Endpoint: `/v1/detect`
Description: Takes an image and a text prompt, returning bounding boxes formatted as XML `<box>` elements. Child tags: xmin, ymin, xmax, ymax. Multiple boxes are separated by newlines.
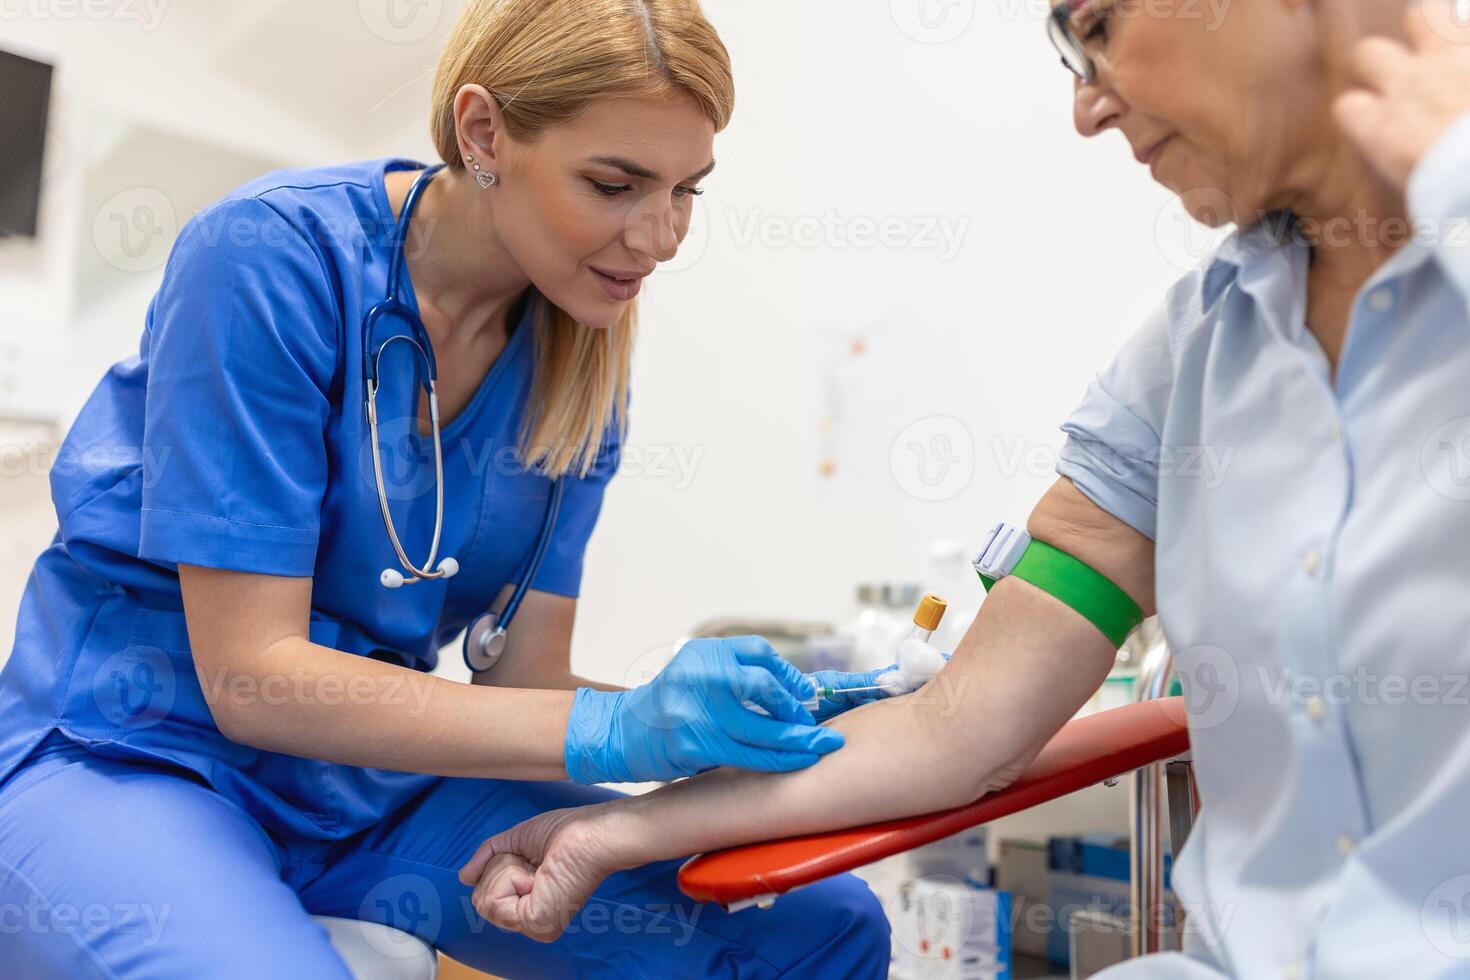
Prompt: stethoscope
<box><xmin>362</xmin><ymin>161</ymin><xmax>565</xmax><ymax>673</ymax></box>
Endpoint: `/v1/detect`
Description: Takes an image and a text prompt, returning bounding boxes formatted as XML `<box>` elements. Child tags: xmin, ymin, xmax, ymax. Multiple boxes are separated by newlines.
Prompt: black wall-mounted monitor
<box><xmin>0</xmin><ymin>48</ymin><xmax>55</xmax><ymax>239</ymax></box>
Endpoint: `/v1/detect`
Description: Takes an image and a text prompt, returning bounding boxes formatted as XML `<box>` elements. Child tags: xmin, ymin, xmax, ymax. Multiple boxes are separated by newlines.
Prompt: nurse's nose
<box><xmin>625</xmin><ymin>195</ymin><xmax>681</xmax><ymax>264</ymax></box>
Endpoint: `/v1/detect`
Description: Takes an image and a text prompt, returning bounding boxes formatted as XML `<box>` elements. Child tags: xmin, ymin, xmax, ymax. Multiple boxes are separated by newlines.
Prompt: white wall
<box><xmin>561</xmin><ymin>0</ymin><xmax>1194</xmax><ymax>685</ymax></box>
<box><xmin>0</xmin><ymin>1</ymin><xmax>1204</xmax><ymax>700</ymax></box>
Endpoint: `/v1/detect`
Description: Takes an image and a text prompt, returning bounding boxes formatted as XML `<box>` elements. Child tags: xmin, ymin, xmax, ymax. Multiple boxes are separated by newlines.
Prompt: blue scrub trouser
<box><xmin>0</xmin><ymin>732</ymin><xmax>890</xmax><ymax>979</ymax></box>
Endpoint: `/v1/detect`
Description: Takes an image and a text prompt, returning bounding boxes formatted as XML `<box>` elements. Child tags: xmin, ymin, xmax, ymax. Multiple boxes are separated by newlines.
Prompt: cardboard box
<box><xmin>890</xmin><ymin>878</ymin><xmax>1012</xmax><ymax>980</ymax></box>
<box><xmin>908</xmin><ymin>827</ymin><xmax>989</xmax><ymax>884</ymax></box>
<box><xmin>1044</xmin><ymin>835</ymin><xmax>1176</xmax><ymax>966</ymax></box>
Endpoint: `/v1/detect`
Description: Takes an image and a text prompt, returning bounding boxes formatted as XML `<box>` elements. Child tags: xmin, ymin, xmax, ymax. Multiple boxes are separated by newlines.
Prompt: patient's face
<box><xmin>1065</xmin><ymin>0</ymin><xmax>1335</xmax><ymax>228</ymax></box>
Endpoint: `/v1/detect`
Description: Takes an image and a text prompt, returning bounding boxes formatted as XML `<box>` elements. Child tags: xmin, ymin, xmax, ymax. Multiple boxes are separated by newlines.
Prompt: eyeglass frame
<box><xmin>1047</xmin><ymin>0</ymin><xmax>1098</xmax><ymax>85</ymax></box>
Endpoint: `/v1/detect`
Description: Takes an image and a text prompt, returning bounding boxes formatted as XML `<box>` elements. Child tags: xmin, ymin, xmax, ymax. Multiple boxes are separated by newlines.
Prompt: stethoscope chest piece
<box><xmin>464</xmin><ymin>611</ymin><xmax>509</xmax><ymax>673</ymax></box>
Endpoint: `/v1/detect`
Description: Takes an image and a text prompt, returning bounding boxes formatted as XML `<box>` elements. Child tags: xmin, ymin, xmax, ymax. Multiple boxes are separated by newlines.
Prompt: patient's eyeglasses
<box><xmin>1047</xmin><ymin>0</ymin><xmax>1098</xmax><ymax>84</ymax></box>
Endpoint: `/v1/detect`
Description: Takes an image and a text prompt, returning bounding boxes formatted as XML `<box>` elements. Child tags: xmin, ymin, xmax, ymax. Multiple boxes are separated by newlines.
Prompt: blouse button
<box><xmin>1304</xmin><ymin>696</ymin><xmax>1327</xmax><ymax>723</ymax></box>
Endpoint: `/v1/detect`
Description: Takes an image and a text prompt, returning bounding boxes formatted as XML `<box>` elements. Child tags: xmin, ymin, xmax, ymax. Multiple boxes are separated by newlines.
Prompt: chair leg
<box><xmin>1130</xmin><ymin>628</ymin><xmax>1178</xmax><ymax>959</ymax></box>
<box><xmin>1165</xmin><ymin>759</ymin><xmax>1196</xmax><ymax>853</ymax></box>
<box><xmin>1129</xmin><ymin>760</ymin><xmax>1169</xmax><ymax>958</ymax></box>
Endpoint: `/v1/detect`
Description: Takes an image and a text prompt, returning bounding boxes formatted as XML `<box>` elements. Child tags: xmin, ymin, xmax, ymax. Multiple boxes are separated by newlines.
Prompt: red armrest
<box><xmin>678</xmin><ymin>696</ymin><xmax>1189</xmax><ymax>906</ymax></box>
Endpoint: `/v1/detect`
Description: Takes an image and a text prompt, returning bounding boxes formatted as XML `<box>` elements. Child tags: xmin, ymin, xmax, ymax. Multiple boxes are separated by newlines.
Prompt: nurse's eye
<box><xmin>589</xmin><ymin>179</ymin><xmax>633</xmax><ymax>197</ymax></box>
<box><xmin>674</xmin><ymin>184</ymin><xmax>704</xmax><ymax>199</ymax></box>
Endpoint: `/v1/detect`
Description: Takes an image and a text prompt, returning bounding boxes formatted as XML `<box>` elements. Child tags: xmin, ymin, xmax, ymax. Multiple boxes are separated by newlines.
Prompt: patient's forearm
<box><xmin>609</xmin><ymin>574</ymin><xmax>1118</xmax><ymax>867</ymax></box>
<box><xmin>603</xmin><ymin>478</ymin><xmax>1154</xmax><ymax>868</ymax></box>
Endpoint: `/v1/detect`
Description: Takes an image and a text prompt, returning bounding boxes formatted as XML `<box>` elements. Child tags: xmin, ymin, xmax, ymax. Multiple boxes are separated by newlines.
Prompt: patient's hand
<box><xmin>457</xmin><ymin>801</ymin><xmax>636</xmax><ymax>942</ymax></box>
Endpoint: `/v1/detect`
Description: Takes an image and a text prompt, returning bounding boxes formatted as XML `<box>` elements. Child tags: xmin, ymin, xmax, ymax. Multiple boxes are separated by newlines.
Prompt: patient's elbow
<box><xmin>967</xmin><ymin>751</ymin><xmax>1034</xmax><ymax>803</ymax></box>
<box><xmin>911</xmin><ymin>700</ymin><xmax>1039</xmax><ymax>810</ymax></box>
<box><xmin>911</xmin><ymin>751</ymin><xmax>1033</xmax><ymax>814</ymax></box>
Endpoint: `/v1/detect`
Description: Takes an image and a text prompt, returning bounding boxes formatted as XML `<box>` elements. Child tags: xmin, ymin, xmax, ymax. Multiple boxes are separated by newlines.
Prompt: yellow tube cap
<box><xmin>913</xmin><ymin>593</ymin><xmax>947</xmax><ymax>631</ymax></box>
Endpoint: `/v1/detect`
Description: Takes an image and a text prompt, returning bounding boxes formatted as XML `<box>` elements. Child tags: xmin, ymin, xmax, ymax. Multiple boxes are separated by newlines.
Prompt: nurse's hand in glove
<box><xmin>563</xmin><ymin>636</ymin><xmax>843</xmax><ymax>784</ymax></box>
<box><xmin>808</xmin><ymin>640</ymin><xmax>951</xmax><ymax>721</ymax></box>
<box><xmin>805</xmin><ymin>666</ymin><xmax>895</xmax><ymax>721</ymax></box>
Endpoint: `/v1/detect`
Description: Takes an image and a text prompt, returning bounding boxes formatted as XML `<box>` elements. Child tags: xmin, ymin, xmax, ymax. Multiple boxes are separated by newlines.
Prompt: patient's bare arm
<box><xmin>460</xmin><ymin>477</ymin><xmax>1155</xmax><ymax>941</ymax></box>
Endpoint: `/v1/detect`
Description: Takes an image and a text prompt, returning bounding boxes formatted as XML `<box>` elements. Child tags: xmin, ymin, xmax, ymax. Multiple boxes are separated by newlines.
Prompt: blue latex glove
<box><xmin>564</xmin><ymin>636</ymin><xmax>845</xmax><ymax>784</ymax></box>
<box><xmin>810</xmin><ymin>651</ymin><xmax>954</xmax><ymax>722</ymax></box>
<box><xmin>808</xmin><ymin>666</ymin><xmax>897</xmax><ymax>722</ymax></box>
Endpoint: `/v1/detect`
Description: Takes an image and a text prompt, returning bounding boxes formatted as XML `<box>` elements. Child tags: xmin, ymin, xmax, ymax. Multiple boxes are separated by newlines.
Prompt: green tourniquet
<box><xmin>977</xmin><ymin>537</ymin><xmax>1144</xmax><ymax>648</ymax></box>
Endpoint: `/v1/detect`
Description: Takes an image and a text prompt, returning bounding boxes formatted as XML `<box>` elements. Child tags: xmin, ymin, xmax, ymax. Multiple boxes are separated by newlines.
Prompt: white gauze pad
<box><xmin>876</xmin><ymin>638</ymin><xmax>948</xmax><ymax>695</ymax></box>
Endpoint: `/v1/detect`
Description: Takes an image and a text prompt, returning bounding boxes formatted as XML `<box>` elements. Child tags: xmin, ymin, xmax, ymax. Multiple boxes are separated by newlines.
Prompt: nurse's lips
<box><xmin>590</xmin><ymin>266</ymin><xmax>649</xmax><ymax>302</ymax></box>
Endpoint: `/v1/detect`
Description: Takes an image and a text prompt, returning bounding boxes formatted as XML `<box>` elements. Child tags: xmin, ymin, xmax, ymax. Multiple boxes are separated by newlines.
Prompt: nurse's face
<box><xmin>480</xmin><ymin>90</ymin><xmax>716</xmax><ymax>330</ymax></box>
<box><xmin>1064</xmin><ymin>0</ymin><xmax>1333</xmax><ymax>227</ymax></box>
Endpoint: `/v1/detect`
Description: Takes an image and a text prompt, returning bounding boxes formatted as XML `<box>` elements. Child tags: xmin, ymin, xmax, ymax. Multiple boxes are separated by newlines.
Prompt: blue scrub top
<box><xmin>0</xmin><ymin>158</ymin><xmax>623</xmax><ymax>841</ymax></box>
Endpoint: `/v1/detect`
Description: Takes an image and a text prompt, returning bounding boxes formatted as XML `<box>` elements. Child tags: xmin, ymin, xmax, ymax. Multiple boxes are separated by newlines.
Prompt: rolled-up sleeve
<box><xmin>138</xmin><ymin>197</ymin><xmax>339</xmax><ymax>576</ymax></box>
<box><xmin>1408</xmin><ymin>108</ymin><xmax>1470</xmax><ymax>302</ymax></box>
<box><xmin>1056</xmin><ymin>303</ymin><xmax>1176</xmax><ymax>541</ymax></box>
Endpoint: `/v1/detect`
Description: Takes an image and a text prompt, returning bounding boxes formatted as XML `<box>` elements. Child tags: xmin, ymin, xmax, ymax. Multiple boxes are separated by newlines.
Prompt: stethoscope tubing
<box><xmin>363</xmin><ymin>162</ymin><xmax>454</xmax><ymax>587</ymax></box>
<box><xmin>361</xmin><ymin>161</ymin><xmax>564</xmax><ymax>662</ymax></box>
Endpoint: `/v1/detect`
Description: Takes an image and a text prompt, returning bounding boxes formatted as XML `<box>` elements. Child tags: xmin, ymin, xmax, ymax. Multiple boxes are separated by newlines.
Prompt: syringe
<box><xmin>754</xmin><ymin>594</ymin><xmax>949</xmax><ymax>715</ymax></box>
<box><xmin>746</xmin><ymin>680</ymin><xmax>890</xmax><ymax>716</ymax></box>
<box><xmin>809</xmin><ymin>683</ymin><xmax>889</xmax><ymax>701</ymax></box>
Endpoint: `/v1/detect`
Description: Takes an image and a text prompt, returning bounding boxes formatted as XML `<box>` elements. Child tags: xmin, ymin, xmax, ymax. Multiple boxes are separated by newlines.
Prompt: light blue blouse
<box><xmin>1058</xmin><ymin>111</ymin><xmax>1470</xmax><ymax>978</ymax></box>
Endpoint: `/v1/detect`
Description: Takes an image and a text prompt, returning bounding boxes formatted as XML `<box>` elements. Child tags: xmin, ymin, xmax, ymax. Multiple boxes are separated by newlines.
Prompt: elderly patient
<box><xmin>461</xmin><ymin>2</ymin><xmax>1470</xmax><ymax>975</ymax></box>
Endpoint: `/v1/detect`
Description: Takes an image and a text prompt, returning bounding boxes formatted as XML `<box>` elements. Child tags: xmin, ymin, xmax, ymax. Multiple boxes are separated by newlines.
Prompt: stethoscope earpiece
<box><xmin>379</xmin><ymin>559</ymin><xmax>455</xmax><ymax>590</ymax></box>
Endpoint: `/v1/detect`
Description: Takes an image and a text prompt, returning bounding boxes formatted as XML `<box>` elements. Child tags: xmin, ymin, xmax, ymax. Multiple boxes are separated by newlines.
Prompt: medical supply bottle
<box><xmin>909</xmin><ymin>593</ymin><xmax>947</xmax><ymax>642</ymax></box>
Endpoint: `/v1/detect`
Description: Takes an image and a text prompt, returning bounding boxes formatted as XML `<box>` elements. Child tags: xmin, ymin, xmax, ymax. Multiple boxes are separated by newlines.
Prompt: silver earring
<box><xmin>465</xmin><ymin>154</ymin><xmax>497</xmax><ymax>190</ymax></box>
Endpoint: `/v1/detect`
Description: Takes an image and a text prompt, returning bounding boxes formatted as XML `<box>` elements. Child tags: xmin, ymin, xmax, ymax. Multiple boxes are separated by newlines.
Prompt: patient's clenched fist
<box><xmin>459</xmin><ymin>804</ymin><xmax>629</xmax><ymax>943</ymax></box>
<box><xmin>470</xmin><ymin>854</ymin><xmax>553</xmax><ymax>938</ymax></box>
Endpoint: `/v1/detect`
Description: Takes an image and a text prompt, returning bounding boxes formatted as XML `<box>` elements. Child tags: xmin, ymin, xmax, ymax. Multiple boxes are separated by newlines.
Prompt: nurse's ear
<box><xmin>451</xmin><ymin>83</ymin><xmax>513</xmax><ymax>181</ymax></box>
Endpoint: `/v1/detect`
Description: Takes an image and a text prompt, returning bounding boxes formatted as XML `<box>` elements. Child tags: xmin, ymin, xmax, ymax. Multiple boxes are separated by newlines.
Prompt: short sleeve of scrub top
<box><xmin>1055</xmin><ymin>300</ymin><xmax>1178</xmax><ymax>542</ymax></box>
<box><xmin>137</xmin><ymin>196</ymin><xmax>338</xmax><ymax>577</ymax></box>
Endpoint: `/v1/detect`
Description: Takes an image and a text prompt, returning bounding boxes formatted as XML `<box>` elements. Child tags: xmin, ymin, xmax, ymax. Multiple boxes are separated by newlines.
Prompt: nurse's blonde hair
<box><xmin>429</xmin><ymin>0</ymin><xmax>735</xmax><ymax>479</ymax></box>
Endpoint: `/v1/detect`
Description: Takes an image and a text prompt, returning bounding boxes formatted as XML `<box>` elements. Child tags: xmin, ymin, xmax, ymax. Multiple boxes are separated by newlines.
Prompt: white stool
<box><xmin>311</xmin><ymin>915</ymin><xmax>439</xmax><ymax>980</ymax></box>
